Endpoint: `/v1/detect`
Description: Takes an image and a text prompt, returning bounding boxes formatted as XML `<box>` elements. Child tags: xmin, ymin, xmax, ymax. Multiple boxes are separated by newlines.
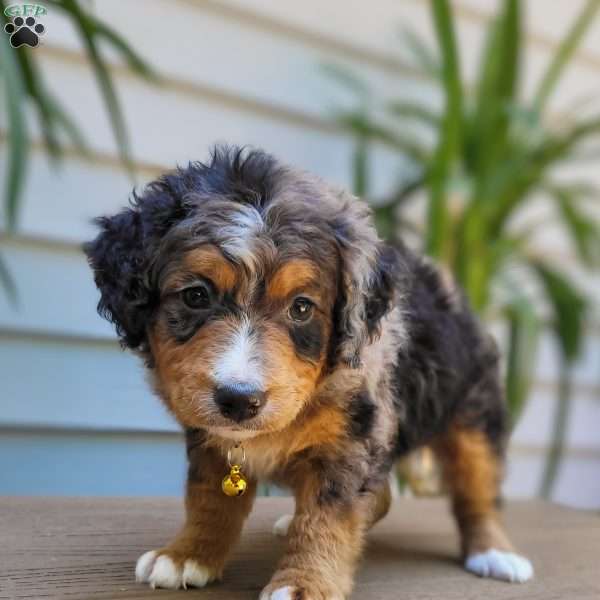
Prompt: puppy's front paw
<box><xmin>260</xmin><ymin>579</ymin><xmax>344</xmax><ymax>600</ymax></box>
<box><xmin>272</xmin><ymin>514</ymin><xmax>293</xmax><ymax>537</ymax></box>
<box><xmin>259</xmin><ymin>586</ymin><xmax>298</xmax><ymax>600</ymax></box>
<box><xmin>465</xmin><ymin>549</ymin><xmax>534</xmax><ymax>583</ymax></box>
<box><xmin>135</xmin><ymin>550</ymin><xmax>218</xmax><ymax>589</ymax></box>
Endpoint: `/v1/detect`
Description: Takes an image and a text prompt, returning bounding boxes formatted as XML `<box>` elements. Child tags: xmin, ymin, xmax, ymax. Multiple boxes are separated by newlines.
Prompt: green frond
<box><xmin>334</xmin><ymin>112</ymin><xmax>431</xmax><ymax>164</ymax></box>
<box><xmin>319</xmin><ymin>63</ymin><xmax>371</xmax><ymax>99</ymax></box>
<box><xmin>488</xmin><ymin>115</ymin><xmax>600</xmax><ymax>236</ymax></box>
<box><xmin>398</xmin><ymin>26</ymin><xmax>441</xmax><ymax>79</ymax></box>
<box><xmin>0</xmin><ymin>251</ymin><xmax>18</xmax><ymax>305</ymax></box>
<box><xmin>387</xmin><ymin>101</ymin><xmax>440</xmax><ymax>128</ymax></box>
<box><xmin>504</xmin><ymin>294</ymin><xmax>541</xmax><ymax>422</ymax></box>
<box><xmin>533</xmin><ymin>0</ymin><xmax>600</xmax><ymax>112</ymax></box>
<box><xmin>528</xmin><ymin>260</ymin><xmax>588</xmax><ymax>362</ymax></box>
<box><xmin>470</xmin><ymin>0</ymin><xmax>521</xmax><ymax>202</ymax></box>
<box><xmin>545</xmin><ymin>182</ymin><xmax>600</xmax><ymax>266</ymax></box>
<box><xmin>427</xmin><ymin>0</ymin><xmax>463</xmax><ymax>258</ymax></box>
<box><xmin>0</xmin><ymin>30</ymin><xmax>29</xmax><ymax>230</ymax></box>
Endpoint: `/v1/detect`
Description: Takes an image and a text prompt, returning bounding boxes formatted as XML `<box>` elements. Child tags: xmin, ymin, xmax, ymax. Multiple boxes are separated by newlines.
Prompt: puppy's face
<box><xmin>150</xmin><ymin>243</ymin><xmax>337</xmax><ymax>439</ymax></box>
<box><xmin>85</xmin><ymin>148</ymin><xmax>397</xmax><ymax>442</ymax></box>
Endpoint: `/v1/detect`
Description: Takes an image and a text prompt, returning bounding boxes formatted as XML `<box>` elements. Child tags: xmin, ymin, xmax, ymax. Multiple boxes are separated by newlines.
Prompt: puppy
<box><xmin>85</xmin><ymin>146</ymin><xmax>533</xmax><ymax>599</ymax></box>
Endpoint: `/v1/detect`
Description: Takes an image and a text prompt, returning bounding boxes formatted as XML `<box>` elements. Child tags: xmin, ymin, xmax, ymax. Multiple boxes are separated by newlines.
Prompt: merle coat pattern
<box><xmin>85</xmin><ymin>146</ymin><xmax>533</xmax><ymax>598</ymax></box>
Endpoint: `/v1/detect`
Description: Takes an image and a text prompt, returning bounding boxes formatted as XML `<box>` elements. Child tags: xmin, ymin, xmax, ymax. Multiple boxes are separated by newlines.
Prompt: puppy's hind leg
<box><xmin>434</xmin><ymin>425</ymin><xmax>534</xmax><ymax>583</ymax></box>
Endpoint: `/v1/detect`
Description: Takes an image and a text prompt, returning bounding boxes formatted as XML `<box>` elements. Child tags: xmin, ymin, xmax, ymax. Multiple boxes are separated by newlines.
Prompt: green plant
<box><xmin>0</xmin><ymin>0</ymin><xmax>156</xmax><ymax>298</ymax></box>
<box><xmin>325</xmin><ymin>0</ymin><xmax>600</xmax><ymax>497</ymax></box>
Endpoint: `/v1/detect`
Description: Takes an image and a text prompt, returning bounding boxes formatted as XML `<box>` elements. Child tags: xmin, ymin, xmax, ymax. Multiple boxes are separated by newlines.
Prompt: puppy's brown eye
<box><xmin>288</xmin><ymin>297</ymin><xmax>314</xmax><ymax>322</ymax></box>
<box><xmin>182</xmin><ymin>285</ymin><xmax>211</xmax><ymax>309</ymax></box>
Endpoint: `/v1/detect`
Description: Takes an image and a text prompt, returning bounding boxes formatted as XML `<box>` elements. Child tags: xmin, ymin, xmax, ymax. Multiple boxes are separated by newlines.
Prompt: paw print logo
<box><xmin>4</xmin><ymin>15</ymin><xmax>45</xmax><ymax>48</ymax></box>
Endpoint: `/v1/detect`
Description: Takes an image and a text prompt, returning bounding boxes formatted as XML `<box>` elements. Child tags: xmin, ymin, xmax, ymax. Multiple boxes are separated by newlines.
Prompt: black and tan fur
<box><xmin>85</xmin><ymin>146</ymin><xmax>531</xmax><ymax>599</ymax></box>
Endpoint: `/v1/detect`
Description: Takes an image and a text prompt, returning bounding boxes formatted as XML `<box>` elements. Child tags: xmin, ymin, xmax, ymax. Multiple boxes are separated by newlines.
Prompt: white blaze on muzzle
<box><xmin>212</xmin><ymin>317</ymin><xmax>263</xmax><ymax>390</ymax></box>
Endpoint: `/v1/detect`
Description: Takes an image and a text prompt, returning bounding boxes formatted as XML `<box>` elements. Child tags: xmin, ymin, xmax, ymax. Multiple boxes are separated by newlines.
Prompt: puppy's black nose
<box><xmin>214</xmin><ymin>383</ymin><xmax>265</xmax><ymax>422</ymax></box>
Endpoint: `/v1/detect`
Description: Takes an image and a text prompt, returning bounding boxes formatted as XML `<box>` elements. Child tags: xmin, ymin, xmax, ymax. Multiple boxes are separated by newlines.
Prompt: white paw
<box><xmin>135</xmin><ymin>550</ymin><xmax>158</xmax><ymax>583</ymax></box>
<box><xmin>465</xmin><ymin>549</ymin><xmax>534</xmax><ymax>583</ymax></box>
<box><xmin>182</xmin><ymin>559</ymin><xmax>216</xmax><ymax>588</ymax></box>
<box><xmin>260</xmin><ymin>585</ymin><xmax>344</xmax><ymax>600</ymax></box>
<box><xmin>272</xmin><ymin>514</ymin><xmax>293</xmax><ymax>537</ymax></box>
<box><xmin>135</xmin><ymin>550</ymin><xmax>216</xmax><ymax>589</ymax></box>
<box><xmin>260</xmin><ymin>586</ymin><xmax>295</xmax><ymax>600</ymax></box>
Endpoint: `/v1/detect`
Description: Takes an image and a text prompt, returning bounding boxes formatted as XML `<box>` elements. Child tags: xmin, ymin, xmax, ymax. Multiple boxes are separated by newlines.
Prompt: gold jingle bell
<box><xmin>222</xmin><ymin>465</ymin><xmax>247</xmax><ymax>497</ymax></box>
<box><xmin>222</xmin><ymin>444</ymin><xmax>248</xmax><ymax>497</ymax></box>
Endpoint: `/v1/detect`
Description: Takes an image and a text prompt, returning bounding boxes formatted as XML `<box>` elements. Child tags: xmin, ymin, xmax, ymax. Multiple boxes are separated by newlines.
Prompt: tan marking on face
<box><xmin>149</xmin><ymin>311</ymin><xmax>330</xmax><ymax>436</ymax></box>
<box><xmin>149</xmin><ymin>318</ymin><xmax>238</xmax><ymax>426</ymax></box>
<box><xmin>164</xmin><ymin>245</ymin><xmax>237</xmax><ymax>294</ymax></box>
<box><xmin>257</xmin><ymin>321</ymin><xmax>327</xmax><ymax>429</ymax></box>
<box><xmin>150</xmin><ymin>251</ymin><xmax>341</xmax><ymax>443</ymax></box>
<box><xmin>266</xmin><ymin>259</ymin><xmax>320</xmax><ymax>301</ymax></box>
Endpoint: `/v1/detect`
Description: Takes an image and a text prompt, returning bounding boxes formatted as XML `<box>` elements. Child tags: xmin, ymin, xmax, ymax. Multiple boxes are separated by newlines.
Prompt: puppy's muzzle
<box><xmin>214</xmin><ymin>382</ymin><xmax>266</xmax><ymax>422</ymax></box>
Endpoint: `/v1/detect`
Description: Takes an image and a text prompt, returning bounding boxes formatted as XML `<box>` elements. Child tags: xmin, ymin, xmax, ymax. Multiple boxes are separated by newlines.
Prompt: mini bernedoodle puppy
<box><xmin>85</xmin><ymin>146</ymin><xmax>533</xmax><ymax>599</ymax></box>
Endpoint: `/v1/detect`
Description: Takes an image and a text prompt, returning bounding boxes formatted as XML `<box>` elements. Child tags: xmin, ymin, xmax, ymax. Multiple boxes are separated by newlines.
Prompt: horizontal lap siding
<box><xmin>504</xmin><ymin>452</ymin><xmax>600</xmax><ymax>509</ymax></box>
<box><xmin>0</xmin><ymin>332</ymin><xmax>177</xmax><ymax>432</ymax></box>
<box><xmin>0</xmin><ymin>429</ymin><xmax>186</xmax><ymax>496</ymax></box>
<box><xmin>1</xmin><ymin>330</ymin><xmax>599</xmax><ymax>433</ymax></box>
<box><xmin>30</xmin><ymin>57</ymin><xmax>358</xmax><ymax>188</ymax></box>
<box><xmin>2</xmin><ymin>237</ymin><xmax>599</xmax><ymax>340</ymax></box>
<box><xmin>0</xmin><ymin>0</ymin><xmax>598</xmax><ymax>503</ymax></box>
<box><xmin>216</xmin><ymin>0</ymin><xmax>600</xmax><ymax>111</ymax></box>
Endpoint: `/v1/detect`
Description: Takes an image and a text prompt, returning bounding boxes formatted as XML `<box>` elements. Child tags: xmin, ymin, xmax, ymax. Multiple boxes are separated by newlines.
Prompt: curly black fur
<box><xmin>388</xmin><ymin>254</ymin><xmax>507</xmax><ymax>455</ymax></box>
<box><xmin>84</xmin><ymin>147</ymin><xmax>282</xmax><ymax>352</ymax></box>
<box><xmin>84</xmin><ymin>145</ymin><xmax>395</xmax><ymax>367</ymax></box>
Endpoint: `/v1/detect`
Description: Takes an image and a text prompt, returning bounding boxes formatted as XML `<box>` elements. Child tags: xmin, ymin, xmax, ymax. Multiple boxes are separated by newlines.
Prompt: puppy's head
<box><xmin>85</xmin><ymin>147</ymin><xmax>398</xmax><ymax>439</ymax></box>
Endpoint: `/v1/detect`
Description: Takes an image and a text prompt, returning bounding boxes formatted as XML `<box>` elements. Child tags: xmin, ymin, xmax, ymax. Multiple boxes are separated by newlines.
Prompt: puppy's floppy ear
<box><xmin>364</xmin><ymin>243</ymin><xmax>400</xmax><ymax>336</ymax></box>
<box><xmin>84</xmin><ymin>181</ymin><xmax>188</xmax><ymax>352</ymax></box>
<box><xmin>331</xmin><ymin>197</ymin><xmax>400</xmax><ymax>367</ymax></box>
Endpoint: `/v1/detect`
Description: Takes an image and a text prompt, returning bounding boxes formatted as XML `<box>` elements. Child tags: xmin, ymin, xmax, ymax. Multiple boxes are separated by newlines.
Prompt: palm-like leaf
<box><xmin>0</xmin><ymin>0</ymin><xmax>157</xmax><ymax>234</ymax></box>
<box><xmin>538</xmin><ymin>360</ymin><xmax>574</xmax><ymax>498</ymax></box>
<box><xmin>399</xmin><ymin>26</ymin><xmax>441</xmax><ymax>79</ymax></box>
<box><xmin>387</xmin><ymin>100</ymin><xmax>440</xmax><ymax>129</ymax></box>
<box><xmin>50</xmin><ymin>0</ymin><xmax>156</xmax><ymax>174</ymax></box>
<box><xmin>533</xmin><ymin>0</ymin><xmax>600</xmax><ymax>112</ymax></box>
<box><xmin>490</xmin><ymin>116</ymin><xmax>600</xmax><ymax>237</ymax></box>
<box><xmin>0</xmin><ymin>25</ymin><xmax>29</xmax><ymax>229</ymax></box>
<box><xmin>334</xmin><ymin>111</ymin><xmax>431</xmax><ymax>164</ymax></box>
<box><xmin>319</xmin><ymin>62</ymin><xmax>371</xmax><ymax>99</ymax></box>
<box><xmin>469</xmin><ymin>0</ymin><xmax>520</xmax><ymax>197</ymax></box>
<box><xmin>504</xmin><ymin>294</ymin><xmax>541</xmax><ymax>422</ymax></box>
<box><xmin>0</xmin><ymin>251</ymin><xmax>17</xmax><ymax>305</ymax></box>
<box><xmin>528</xmin><ymin>259</ymin><xmax>588</xmax><ymax>498</ymax></box>
<box><xmin>14</xmin><ymin>45</ymin><xmax>88</xmax><ymax>161</ymax></box>
<box><xmin>453</xmin><ymin>0</ymin><xmax>522</xmax><ymax>308</ymax></box>
<box><xmin>352</xmin><ymin>136</ymin><xmax>370</xmax><ymax>197</ymax></box>
<box><xmin>528</xmin><ymin>261</ymin><xmax>587</xmax><ymax>361</ymax></box>
<box><xmin>427</xmin><ymin>0</ymin><xmax>463</xmax><ymax>259</ymax></box>
<box><xmin>546</xmin><ymin>182</ymin><xmax>600</xmax><ymax>267</ymax></box>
